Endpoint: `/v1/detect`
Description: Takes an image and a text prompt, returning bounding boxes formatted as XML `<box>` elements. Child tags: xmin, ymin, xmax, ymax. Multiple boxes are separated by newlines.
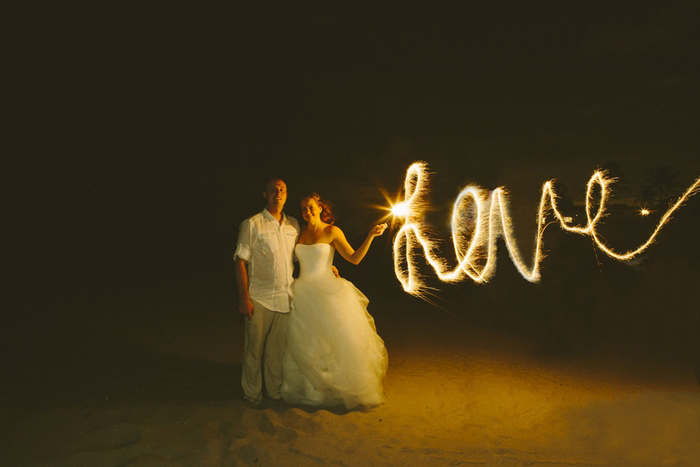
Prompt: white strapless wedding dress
<box><xmin>281</xmin><ymin>243</ymin><xmax>388</xmax><ymax>409</ymax></box>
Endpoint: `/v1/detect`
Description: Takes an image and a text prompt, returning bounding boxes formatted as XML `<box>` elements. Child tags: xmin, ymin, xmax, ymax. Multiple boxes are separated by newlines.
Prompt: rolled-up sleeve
<box><xmin>234</xmin><ymin>218</ymin><xmax>253</xmax><ymax>261</ymax></box>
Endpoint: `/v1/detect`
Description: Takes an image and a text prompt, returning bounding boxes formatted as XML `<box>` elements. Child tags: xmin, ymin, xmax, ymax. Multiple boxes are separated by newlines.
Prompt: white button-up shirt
<box><xmin>234</xmin><ymin>209</ymin><xmax>300</xmax><ymax>312</ymax></box>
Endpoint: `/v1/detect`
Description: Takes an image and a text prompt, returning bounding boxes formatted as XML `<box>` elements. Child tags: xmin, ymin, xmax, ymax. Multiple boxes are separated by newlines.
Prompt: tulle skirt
<box><xmin>281</xmin><ymin>273</ymin><xmax>388</xmax><ymax>409</ymax></box>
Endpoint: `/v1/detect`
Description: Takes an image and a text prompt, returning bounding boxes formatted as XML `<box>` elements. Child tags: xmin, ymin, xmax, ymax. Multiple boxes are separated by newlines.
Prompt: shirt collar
<box><xmin>262</xmin><ymin>208</ymin><xmax>286</xmax><ymax>224</ymax></box>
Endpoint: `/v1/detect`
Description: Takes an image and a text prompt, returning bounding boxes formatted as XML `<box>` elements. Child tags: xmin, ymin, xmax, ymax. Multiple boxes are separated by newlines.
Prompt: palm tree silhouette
<box><xmin>635</xmin><ymin>186</ymin><xmax>655</xmax><ymax>210</ymax></box>
<box><xmin>641</xmin><ymin>165</ymin><xmax>682</xmax><ymax>209</ymax></box>
<box><xmin>601</xmin><ymin>160</ymin><xmax>631</xmax><ymax>194</ymax></box>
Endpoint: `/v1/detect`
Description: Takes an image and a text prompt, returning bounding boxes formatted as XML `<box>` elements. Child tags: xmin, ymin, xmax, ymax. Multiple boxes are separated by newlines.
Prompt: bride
<box><xmin>281</xmin><ymin>193</ymin><xmax>388</xmax><ymax>409</ymax></box>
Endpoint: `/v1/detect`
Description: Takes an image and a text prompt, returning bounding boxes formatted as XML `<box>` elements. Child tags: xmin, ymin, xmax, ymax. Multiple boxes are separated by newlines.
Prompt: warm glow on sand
<box><xmin>392</xmin><ymin>162</ymin><xmax>700</xmax><ymax>296</ymax></box>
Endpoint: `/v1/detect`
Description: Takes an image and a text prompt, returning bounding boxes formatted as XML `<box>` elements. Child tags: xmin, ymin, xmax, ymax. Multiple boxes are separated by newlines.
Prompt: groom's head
<box><xmin>263</xmin><ymin>178</ymin><xmax>287</xmax><ymax>211</ymax></box>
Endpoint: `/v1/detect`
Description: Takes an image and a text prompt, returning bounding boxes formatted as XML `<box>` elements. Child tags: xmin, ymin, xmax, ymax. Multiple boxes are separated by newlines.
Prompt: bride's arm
<box><xmin>331</xmin><ymin>224</ymin><xmax>387</xmax><ymax>265</ymax></box>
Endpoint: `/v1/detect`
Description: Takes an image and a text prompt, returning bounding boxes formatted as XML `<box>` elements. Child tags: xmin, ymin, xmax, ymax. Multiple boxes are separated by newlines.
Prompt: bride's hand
<box><xmin>369</xmin><ymin>223</ymin><xmax>388</xmax><ymax>238</ymax></box>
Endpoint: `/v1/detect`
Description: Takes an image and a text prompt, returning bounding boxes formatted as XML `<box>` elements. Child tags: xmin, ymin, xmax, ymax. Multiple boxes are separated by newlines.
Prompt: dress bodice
<box><xmin>295</xmin><ymin>243</ymin><xmax>335</xmax><ymax>278</ymax></box>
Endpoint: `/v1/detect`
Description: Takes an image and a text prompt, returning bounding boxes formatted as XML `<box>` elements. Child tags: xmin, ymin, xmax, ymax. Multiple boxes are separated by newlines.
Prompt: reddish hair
<box><xmin>303</xmin><ymin>193</ymin><xmax>335</xmax><ymax>225</ymax></box>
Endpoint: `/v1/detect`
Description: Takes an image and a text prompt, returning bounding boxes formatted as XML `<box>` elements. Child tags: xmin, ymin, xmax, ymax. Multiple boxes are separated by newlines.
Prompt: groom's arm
<box><xmin>235</xmin><ymin>258</ymin><xmax>255</xmax><ymax>320</ymax></box>
<box><xmin>234</xmin><ymin>219</ymin><xmax>255</xmax><ymax>320</ymax></box>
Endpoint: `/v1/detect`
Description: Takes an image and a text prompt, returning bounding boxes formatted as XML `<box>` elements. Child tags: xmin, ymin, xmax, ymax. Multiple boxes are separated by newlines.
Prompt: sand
<box><xmin>1</xmin><ymin>299</ymin><xmax>699</xmax><ymax>466</ymax></box>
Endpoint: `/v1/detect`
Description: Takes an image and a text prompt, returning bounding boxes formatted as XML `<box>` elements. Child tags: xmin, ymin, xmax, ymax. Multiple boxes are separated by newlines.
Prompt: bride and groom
<box><xmin>234</xmin><ymin>178</ymin><xmax>388</xmax><ymax>410</ymax></box>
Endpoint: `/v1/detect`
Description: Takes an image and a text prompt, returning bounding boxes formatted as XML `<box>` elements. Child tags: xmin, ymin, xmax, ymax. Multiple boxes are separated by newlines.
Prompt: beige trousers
<box><xmin>241</xmin><ymin>299</ymin><xmax>289</xmax><ymax>403</ymax></box>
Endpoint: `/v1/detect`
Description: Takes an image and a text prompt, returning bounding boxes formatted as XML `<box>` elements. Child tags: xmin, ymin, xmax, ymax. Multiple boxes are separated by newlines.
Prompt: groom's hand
<box><xmin>239</xmin><ymin>298</ymin><xmax>255</xmax><ymax>320</ymax></box>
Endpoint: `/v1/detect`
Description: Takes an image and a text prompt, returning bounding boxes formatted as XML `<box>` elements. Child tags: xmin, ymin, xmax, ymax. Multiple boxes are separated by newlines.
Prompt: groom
<box><xmin>234</xmin><ymin>178</ymin><xmax>300</xmax><ymax>404</ymax></box>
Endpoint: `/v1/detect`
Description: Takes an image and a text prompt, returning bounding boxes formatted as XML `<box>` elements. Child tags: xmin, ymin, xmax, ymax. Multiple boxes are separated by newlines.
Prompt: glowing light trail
<box><xmin>392</xmin><ymin>162</ymin><xmax>700</xmax><ymax>297</ymax></box>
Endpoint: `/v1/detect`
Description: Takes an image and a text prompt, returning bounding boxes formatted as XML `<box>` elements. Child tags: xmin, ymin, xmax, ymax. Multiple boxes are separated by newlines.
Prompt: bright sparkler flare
<box><xmin>391</xmin><ymin>202</ymin><xmax>409</xmax><ymax>217</ymax></box>
<box><xmin>392</xmin><ymin>162</ymin><xmax>700</xmax><ymax>297</ymax></box>
<box><xmin>640</xmin><ymin>208</ymin><xmax>651</xmax><ymax>216</ymax></box>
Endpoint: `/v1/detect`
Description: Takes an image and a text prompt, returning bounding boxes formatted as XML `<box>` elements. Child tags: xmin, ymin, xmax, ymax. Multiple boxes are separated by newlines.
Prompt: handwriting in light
<box><xmin>390</xmin><ymin>162</ymin><xmax>700</xmax><ymax>297</ymax></box>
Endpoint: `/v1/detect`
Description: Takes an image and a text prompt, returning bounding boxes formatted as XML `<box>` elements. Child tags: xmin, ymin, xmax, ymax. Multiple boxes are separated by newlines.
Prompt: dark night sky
<box><xmin>5</xmin><ymin>2</ymin><xmax>700</xmax><ymax>345</ymax></box>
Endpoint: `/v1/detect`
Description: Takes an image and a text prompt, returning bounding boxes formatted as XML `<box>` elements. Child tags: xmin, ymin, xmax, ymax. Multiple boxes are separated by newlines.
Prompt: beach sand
<box><xmin>1</xmin><ymin>297</ymin><xmax>699</xmax><ymax>466</ymax></box>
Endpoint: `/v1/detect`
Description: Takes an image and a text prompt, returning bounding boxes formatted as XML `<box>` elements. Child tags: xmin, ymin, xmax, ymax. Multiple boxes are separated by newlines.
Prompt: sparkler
<box><xmin>391</xmin><ymin>162</ymin><xmax>700</xmax><ymax>297</ymax></box>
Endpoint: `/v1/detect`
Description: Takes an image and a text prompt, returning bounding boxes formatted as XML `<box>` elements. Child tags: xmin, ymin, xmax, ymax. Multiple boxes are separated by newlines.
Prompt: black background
<box><xmin>5</xmin><ymin>2</ymin><xmax>700</xmax><ymax>363</ymax></box>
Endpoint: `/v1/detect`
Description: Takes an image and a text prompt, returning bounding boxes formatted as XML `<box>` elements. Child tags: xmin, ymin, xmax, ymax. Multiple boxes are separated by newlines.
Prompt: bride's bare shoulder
<box><xmin>328</xmin><ymin>224</ymin><xmax>346</xmax><ymax>239</ymax></box>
